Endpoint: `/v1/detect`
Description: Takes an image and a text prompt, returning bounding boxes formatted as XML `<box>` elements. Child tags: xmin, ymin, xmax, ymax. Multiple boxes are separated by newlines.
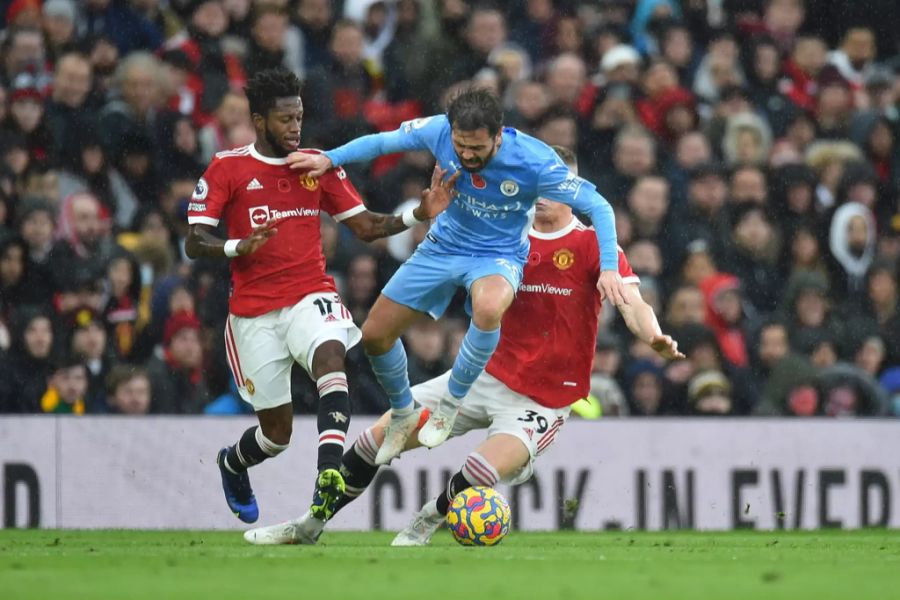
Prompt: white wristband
<box><xmin>223</xmin><ymin>239</ymin><xmax>241</xmax><ymax>258</ymax></box>
<box><xmin>402</xmin><ymin>207</ymin><xmax>423</xmax><ymax>228</ymax></box>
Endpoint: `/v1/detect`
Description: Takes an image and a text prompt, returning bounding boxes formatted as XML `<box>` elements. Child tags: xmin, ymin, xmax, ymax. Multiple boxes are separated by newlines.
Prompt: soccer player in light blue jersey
<box><xmin>288</xmin><ymin>89</ymin><xmax>627</xmax><ymax>464</ymax></box>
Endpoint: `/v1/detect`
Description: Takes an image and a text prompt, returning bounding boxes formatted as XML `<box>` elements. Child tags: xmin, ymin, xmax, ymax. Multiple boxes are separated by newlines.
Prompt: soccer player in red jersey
<box><xmin>243</xmin><ymin>146</ymin><xmax>684</xmax><ymax>545</ymax></box>
<box><xmin>185</xmin><ymin>68</ymin><xmax>458</xmax><ymax>524</ymax></box>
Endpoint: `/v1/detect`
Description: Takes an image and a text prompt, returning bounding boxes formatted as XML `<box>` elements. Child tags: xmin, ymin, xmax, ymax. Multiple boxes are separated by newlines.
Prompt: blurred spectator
<box><xmin>1</xmin><ymin>26</ymin><xmax>49</xmax><ymax>88</ymax></box>
<box><xmin>782</xmin><ymin>272</ymin><xmax>835</xmax><ymax>343</ymax></box>
<box><xmin>1</xmin><ymin>308</ymin><xmax>55</xmax><ymax>412</ymax></box>
<box><xmin>302</xmin><ymin>19</ymin><xmax>374</xmax><ymax>145</ymax></box>
<box><xmin>828</xmin><ymin>201</ymin><xmax>876</xmax><ymax>300</ymax></box>
<box><xmin>68</xmin><ymin>307</ymin><xmax>111</xmax><ymax>412</ymax></box>
<box><xmin>42</xmin><ymin>0</ymin><xmax>78</xmax><ymax>63</ymax></box>
<box><xmin>720</xmin><ymin>204</ymin><xmax>783</xmax><ymax>313</ymax></box>
<box><xmin>624</xmin><ymin>359</ymin><xmax>666</xmax><ymax>416</ymax></box>
<box><xmin>626</xmin><ymin>175</ymin><xmax>669</xmax><ymax>240</ymax></box>
<box><xmin>105</xmin><ymin>364</ymin><xmax>151</xmax><ymax>414</ymax></box>
<box><xmin>699</xmin><ymin>273</ymin><xmax>749</xmax><ymax>368</ymax></box>
<box><xmin>197</xmin><ymin>89</ymin><xmax>252</xmax><ymax>163</ymax></box>
<box><xmin>722</xmin><ymin>111</ymin><xmax>773</xmax><ymax>166</ymax></box>
<box><xmin>664</xmin><ymin>285</ymin><xmax>706</xmax><ymax>329</ymax></box>
<box><xmin>145</xmin><ymin>310</ymin><xmax>208</xmax><ymax>413</ymax></box>
<box><xmin>244</xmin><ymin>4</ymin><xmax>301</xmax><ymax>80</ymax></box>
<box><xmin>687</xmin><ymin>370</ymin><xmax>733</xmax><ymax>415</ymax></box>
<box><xmin>879</xmin><ymin>368</ymin><xmax>900</xmax><ymax>417</ymax></box>
<box><xmin>40</xmin><ymin>353</ymin><xmax>87</xmax><ymax>414</ymax></box>
<box><xmin>48</xmin><ymin>192</ymin><xmax>119</xmax><ymax>296</ymax></box>
<box><xmin>78</xmin><ymin>0</ymin><xmax>162</xmax><ymax>55</ymax></box>
<box><xmin>405</xmin><ymin>319</ymin><xmax>448</xmax><ymax>385</ymax></box>
<box><xmin>533</xmin><ymin>105</ymin><xmax>577</xmax><ymax>150</ymax></box>
<box><xmin>45</xmin><ymin>52</ymin><xmax>96</xmax><ymax>168</ymax></box>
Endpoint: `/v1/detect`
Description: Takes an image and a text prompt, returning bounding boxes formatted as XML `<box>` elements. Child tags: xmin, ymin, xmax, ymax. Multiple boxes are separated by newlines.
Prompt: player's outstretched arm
<box><xmin>286</xmin><ymin>117</ymin><xmax>442</xmax><ymax>177</ymax></box>
<box><xmin>617</xmin><ymin>283</ymin><xmax>685</xmax><ymax>361</ymax></box>
<box><xmin>342</xmin><ymin>165</ymin><xmax>459</xmax><ymax>242</ymax></box>
<box><xmin>185</xmin><ymin>221</ymin><xmax>277</xmax><ymax>259</ymax></box>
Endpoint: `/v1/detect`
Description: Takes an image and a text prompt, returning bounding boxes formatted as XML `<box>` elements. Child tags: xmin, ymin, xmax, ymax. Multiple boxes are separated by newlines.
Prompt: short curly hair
<box><xmin>244</xmin><ymin>67</ymin><xmax>301</xmax><ymax>117</ymax></box>
<box><xmin>447</xmin><ymin>87</ymin><xmax>503</xmax><ymax>137</ymax></box>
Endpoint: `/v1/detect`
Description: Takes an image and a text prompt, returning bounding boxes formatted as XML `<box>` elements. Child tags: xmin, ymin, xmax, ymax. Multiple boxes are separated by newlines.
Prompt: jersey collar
<box><xmin>529</xmin><ymin>216</ymin><xmax>580</xmax><ymax>240</ymax></box>
<box><xmin>249</xmin><ymin>143</ymin><xmax>288</xmax><ymax>165</ymax></box>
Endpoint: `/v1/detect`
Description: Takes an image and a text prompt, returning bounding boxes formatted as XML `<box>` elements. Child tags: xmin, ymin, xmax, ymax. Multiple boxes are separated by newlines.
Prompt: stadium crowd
<box><xmin>0</xmin><ymin>0</ymin><xmax>898</xmax><ymax>418</ymax></box>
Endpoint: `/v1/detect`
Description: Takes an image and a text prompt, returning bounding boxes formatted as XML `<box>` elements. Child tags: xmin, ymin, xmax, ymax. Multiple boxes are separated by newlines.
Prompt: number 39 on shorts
<box><xmin>517</xmin><ymin>409</ymin><xmax>549</xmax><ymax>433</ymax></box>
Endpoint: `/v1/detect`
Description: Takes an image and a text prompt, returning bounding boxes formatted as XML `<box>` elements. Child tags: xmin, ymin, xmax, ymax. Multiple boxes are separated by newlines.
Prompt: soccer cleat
<box><xmin>243</xmin><ymin>511</ymin><xmax>325</xmax><ymax>545</ymax></box>
<box><xmin>217</xmin><ymin>447</ymin><xmax>259</xmax><ymax>523</ymax></box>
<box><xmin>391</xmin><ymin>501</ymin><xmax>445</xmax><ymax>546</ymax></box>
<box><xmin>417</xmin><ymin>399</ymin><xmax>459</xmax><ymax>448</ymax></box>
<box><xmin>375</xmin><ymin>409</ymin><xmax>422</xmax><ymax>465</ymax></box>
<box><xmin>309</xmin><ymin>468</ymin><xmax>346</xmax><ymax>521</ymax></box>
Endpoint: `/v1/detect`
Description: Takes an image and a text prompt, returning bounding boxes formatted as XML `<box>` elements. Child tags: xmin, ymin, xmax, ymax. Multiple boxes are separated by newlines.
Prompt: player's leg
<box><xmin>283</xmin><ymin>292</ymin><xmax>361</xmax><ymax>521</ymax></box>
<box><xmin>363</xmin><ymin>253</ymin><xmax>458</xmax><ymax>463</ymax></box>
<box><xmin>218</xmin><ymin>313</ymin><xmax>294</xmax><ymax>523</ymax></box>
<box><xmin>418</xmin><ymin>268</ymin><xmax>517</xmax><ymax>448</ymax></box>
<box><xmin>307</xmin><ymin>339</ymin><xmax>352</xmax><ymax>521</ymax></box>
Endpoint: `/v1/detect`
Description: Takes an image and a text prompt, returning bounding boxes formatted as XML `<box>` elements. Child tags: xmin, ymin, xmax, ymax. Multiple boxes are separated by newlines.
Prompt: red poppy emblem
<box><xmin>471</xmin><ymin>174</ymin><xmax>486</xmax><ymax>189</ymax></box>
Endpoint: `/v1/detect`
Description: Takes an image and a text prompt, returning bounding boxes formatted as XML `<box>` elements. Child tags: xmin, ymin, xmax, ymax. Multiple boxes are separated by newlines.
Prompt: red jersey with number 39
<box><xmin>187</xmin><ymin>145</ymin><xmax>364</xmax><ymax>317</ymax></box>
<box><xmin>485</xmin><ymin>218</ymin><xmax>639</xmax><ymax>408</ymax></box>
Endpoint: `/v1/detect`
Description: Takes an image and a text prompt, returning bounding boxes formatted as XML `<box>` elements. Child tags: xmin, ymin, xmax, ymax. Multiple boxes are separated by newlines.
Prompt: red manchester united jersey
<box><xmin>486</xmin><ymin>218</ymin><xmax>638</xmax><ymax>408</ymax></box>
<box><xmin>187</xmin><ymin>145</ymin><xmax>365</xmax><ymax>317</ymax></box>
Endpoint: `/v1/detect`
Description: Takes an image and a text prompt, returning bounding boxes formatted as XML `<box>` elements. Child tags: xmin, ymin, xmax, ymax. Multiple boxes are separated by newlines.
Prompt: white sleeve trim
<box><xmin>188</xmin><ymin>216</ymin><xmax>220</xmax><ymax>226</ymax></box>
<box><xmin>622</xmin><ymin>276</ymin><xmax>641</xmax><ymax>285</ymax></box>
<box><xmin>331</xmin><ymin>204</ymin><xmax>366</xmax><ymax>222</ymax></box>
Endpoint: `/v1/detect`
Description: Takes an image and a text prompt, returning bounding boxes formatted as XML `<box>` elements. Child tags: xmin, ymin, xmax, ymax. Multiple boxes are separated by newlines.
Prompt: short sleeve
<box><xmin>187</xmin><ymin>158</ymin><xmax>230</xmax><ymax>227</ymax></box>
<box><xmin>535</xmin><ymin>156</ymin><xmax>600</xmax><ymax>213</ymax></box>
<box><xmin>395</xmin><ymin>115</ymin><xmax>447</xmax><ymax>154</ymax></box>
<box><xmin>618</xmin><ymin>247</ymin><xmax>640</xmax><ymax>285</ymax></box>
<box><xmin>320</xmin><ymin>166</ymin><xmax>365</xmax><ymax>222</ymax></box>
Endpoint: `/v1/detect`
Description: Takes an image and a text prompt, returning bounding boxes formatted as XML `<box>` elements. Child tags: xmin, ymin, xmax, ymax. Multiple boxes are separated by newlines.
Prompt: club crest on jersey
<box><xmin>245</xmin><ymin>379</ymin><xmax>255</xmax><ymax>395</ymax></box>
<box><xmin>471</xmin><ymin>173</ymin><xmax>487</xmax><ymax>189</ymax></box>
<box><xmin>299</xmin><ymin>174</ymin><xmax>319</xmax><ymax>191</ymax></box>
<box><xmin>248</xmin><ymin>205</ymin><xmax>269</xmax><ymax>228</ymax></box>
<box><xmin>500</xmin><ymin>180</ymin><xmax>519</xmax><ymax>196</ymax></box>
<box><xmin>193</xmin><ymin>177</ymin><xmax>208</xmax><ymax>200</ymax></box>
<box><xmin>553</xmin><ymin>248</ymin><xmax>575</xmax><ymax>270</ymax></box>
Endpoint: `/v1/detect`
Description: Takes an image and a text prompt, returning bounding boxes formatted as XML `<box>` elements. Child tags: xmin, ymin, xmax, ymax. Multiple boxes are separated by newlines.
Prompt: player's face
<box><xmin>260</xmin><ymin>97</ymin><xmax>303</xmax><ymax>156</ymax></box>
<box><xmin>451</xmin><ymin>127</ymin><xmax>501</xmax><ymax>172</ymax></box>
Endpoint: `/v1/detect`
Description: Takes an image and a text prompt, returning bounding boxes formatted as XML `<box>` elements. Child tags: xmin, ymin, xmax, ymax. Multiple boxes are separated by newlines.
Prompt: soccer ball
<box><xmin>446</xmin><ymin>486</ymin><xmax>511</xmax><ymax>546</ymax></box>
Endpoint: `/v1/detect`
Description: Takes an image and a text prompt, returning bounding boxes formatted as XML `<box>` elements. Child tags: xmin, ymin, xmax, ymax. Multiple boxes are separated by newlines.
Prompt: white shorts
<box><xmin>225</xmin><ymin>292</ymin><xmax>361</xmax><ymax>411</ymax></box>
<box><xmin>411</xmin><ymin>371</ymin><xmax>570</xmax><ymax>485</ymax></box>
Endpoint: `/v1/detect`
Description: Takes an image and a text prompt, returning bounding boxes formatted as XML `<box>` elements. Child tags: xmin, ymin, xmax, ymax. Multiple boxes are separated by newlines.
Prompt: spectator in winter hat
<box><xmin>600</xmin><ymin>44</ymin><xmax>641</xmax><ymax>86</ymax></box>
<box><xmin>42</xmin><ymin>0</ymin><xmax>78</xmax><ymax>62</ymax></box>
<box><xmin>699</xmin><ymin>273</ymin><xmax>749</xmax><ymax>368</ymax></box>
<box><xmin>68</xmin><ymin>306</ymin><xmax>112</xmax><ymax>412</ymax></box>
<box><xmin>828</xmin><ymin>202</ymin><xmax>877</xmax><ymax>300</ymax></box>
<box><xmin>145</xmin><ymin>310</ymin><xmax>208</xmax><ymax>414</ymax></box>
<box><xmin>687</xmin><ymin>369</ymin><xmax>733</xmax><ymax>415</ymax></box>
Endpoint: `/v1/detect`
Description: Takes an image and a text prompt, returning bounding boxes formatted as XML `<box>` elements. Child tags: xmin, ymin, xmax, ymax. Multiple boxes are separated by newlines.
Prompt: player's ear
<box><xmin>251</xmin><ymin>112</ymin><xmax>266</xmax><ymax>130</ymax></box>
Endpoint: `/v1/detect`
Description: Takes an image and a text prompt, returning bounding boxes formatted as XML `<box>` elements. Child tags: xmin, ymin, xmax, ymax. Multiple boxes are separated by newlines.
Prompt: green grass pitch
<box><xmin>2</xmin><ymin>529</ymin><xmax>899</xmax><ymax>600</ymax></box>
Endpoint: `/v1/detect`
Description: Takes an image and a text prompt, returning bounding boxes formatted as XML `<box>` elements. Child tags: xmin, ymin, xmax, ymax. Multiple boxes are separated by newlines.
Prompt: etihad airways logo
<box><xmin>518</xmin><ymin>282</ymin><xmax>573</xmax><ymax>296</ymax></box>
<box><xmin>248</xmin><ymin>205</ymin><xmax>320</xmax><ymax>228</ymax></box>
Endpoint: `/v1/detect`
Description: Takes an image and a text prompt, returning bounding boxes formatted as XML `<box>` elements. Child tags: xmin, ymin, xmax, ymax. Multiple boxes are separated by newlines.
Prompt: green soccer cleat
<box><xmin>309</xmin><ymin>468</ymin><xmax>346</xmax><ymax>521</ymax></box>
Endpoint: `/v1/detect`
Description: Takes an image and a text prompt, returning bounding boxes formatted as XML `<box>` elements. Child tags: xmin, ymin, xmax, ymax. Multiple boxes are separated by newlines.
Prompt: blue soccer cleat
<box><xmin>217</xmin><ymin>447</ymin><xmax>259</xmax><ymax>523</ymax></box>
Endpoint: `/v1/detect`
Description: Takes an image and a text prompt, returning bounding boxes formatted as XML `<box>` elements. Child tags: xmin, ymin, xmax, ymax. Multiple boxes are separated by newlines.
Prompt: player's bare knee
<box><xmin>312</xmin><ymin>348</ymin><xmax>345</xmax><ymax>379</ymax></box>
<box><xmin>361</xmin><ymin>322</ymin><xmax>393</xmax><ymax>355</ymax></box>
<box><xmin>261</xmin><ymin>420</ymin><xmax>292</xmax><ymax>446</ymax></box>
<box><xmin>471</xmin><ymin>301</ymin><xmax>505</xmax><ymax>330</ymax></box>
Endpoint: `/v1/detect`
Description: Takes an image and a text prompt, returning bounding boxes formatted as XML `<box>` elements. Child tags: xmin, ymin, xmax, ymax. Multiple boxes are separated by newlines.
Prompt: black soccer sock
<box><xmin>331</xmin><ymin>427</ymin><xmax>382</xmax><ymax>515</ymax></box>
<box><xmin>223</xmin><ymin>426</ymin><xmax>288</xmax><ymax>474</ymax></box>
<box><xmin>435</xmin><ymin>452</ymin><xmax>501</xmax><ymax>515</ymax></box>
<box><xmin>316</xmin><ymin>372</ymin><xmax>352</xmax><ymax>472</ymax></box>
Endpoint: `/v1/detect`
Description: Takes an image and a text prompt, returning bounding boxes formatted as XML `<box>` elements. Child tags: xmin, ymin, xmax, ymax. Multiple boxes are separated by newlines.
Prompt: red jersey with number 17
<box><xmin>187</xmin><ymin>145</ymin><xmax>365</xmax><ymax>317</ymax></box>
<box><xmin>485</xmin><ymin>218</ymin><xmax>639</xmax><ymax>409</ymax></box>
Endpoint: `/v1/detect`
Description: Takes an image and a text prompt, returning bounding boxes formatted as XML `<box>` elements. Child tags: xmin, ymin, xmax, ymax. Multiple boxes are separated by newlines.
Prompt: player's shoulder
<box><xmin>213</xmin><ymin>144</ymin><xmax>253</xmax><ymax>161</ymax></box>
<box><xmin>402</xmin><ymin>114</ymin><xmax>450</xmax><ymax>136</ymax></box>
<box><xmin>513</xmin><ymin>130</ymin><xmax>559</xmax><ymax>163</ymax></box>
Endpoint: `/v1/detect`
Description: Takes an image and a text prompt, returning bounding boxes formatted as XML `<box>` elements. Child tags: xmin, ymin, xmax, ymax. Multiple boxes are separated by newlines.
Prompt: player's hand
<box><xmin>236</xmin><ymin>219</ymin><xmax>278</xmax><ymax>256</ymax></box>
<box><xmin>598</xmin><ymin>270</ymin><xmax>628</xmax><ymax>306</ymax></box>
<box><xmin>416</xmin><ymin>165</ymin><xmax>460</xmax><ymax>220</ymax></box>
<box><xmin>649</xmin><ymin>334</ymin><xmax>686</xmax><ymax>361</ymax></box>
<box><xmin>287</xmin><ymin>151</ymin><xmax>331</xmax><ymax>177</ymax></box>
